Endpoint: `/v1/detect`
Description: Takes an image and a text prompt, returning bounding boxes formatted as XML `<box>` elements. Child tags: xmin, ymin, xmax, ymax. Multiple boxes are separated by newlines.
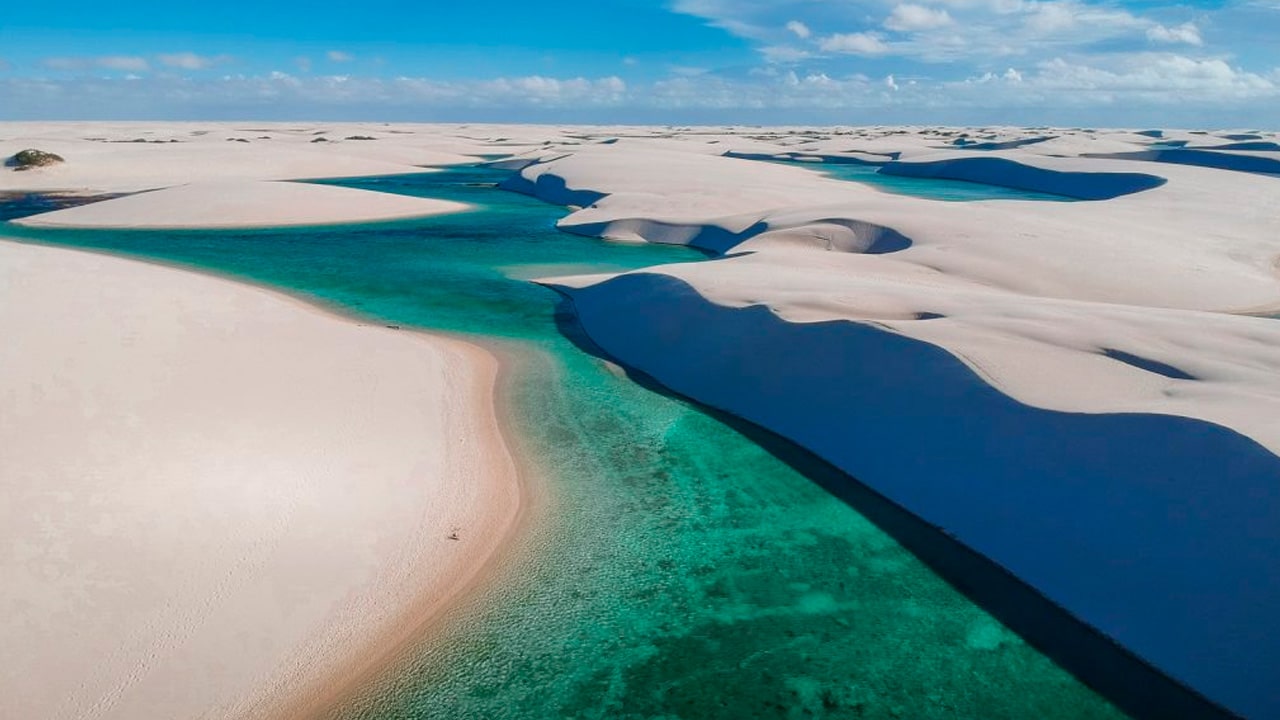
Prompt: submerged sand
<box><xmin>0</xmin><ymin>239</ymin><xmax>524</xmax><ymax>720</ymax></box>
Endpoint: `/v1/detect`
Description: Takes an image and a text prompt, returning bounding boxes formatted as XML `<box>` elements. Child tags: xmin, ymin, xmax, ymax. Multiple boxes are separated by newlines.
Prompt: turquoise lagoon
<box><xmin>2</xmin><ymin>167</ymin><xmax>1124</xmax><ymax>719</ymax></box>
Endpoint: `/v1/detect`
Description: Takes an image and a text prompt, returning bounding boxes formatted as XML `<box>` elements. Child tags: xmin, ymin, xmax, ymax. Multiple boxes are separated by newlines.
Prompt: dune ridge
<box><xmin>13</xmin><ymin>180</ymin><xmax>472</xmax><ymax>229</ymax></box>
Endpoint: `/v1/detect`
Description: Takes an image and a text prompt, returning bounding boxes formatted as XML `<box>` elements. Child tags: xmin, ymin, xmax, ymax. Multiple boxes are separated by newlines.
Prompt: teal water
<box><xmin>2</xmin><ymin>167</ymin><xmax>1124</xmax><ymax>719</ymax></box>
<box><xmin>766</xmin><ymin>159</ymin><xmax>1075</xmax><ymax>202</ymax></box>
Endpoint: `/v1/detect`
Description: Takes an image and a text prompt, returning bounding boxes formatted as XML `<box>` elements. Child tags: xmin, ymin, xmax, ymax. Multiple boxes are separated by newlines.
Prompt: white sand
<box><xmin>14</xmin><ymin>180</ymin><xmax>471</xmax><ymax>229</ymax></box>
<box><xmin>0</xmin><ymin>121</ymin><xmax>590</xmax><ymax>194</ymax></box>
<box><xmin>519</xmin><ymin>126</ymin><xmax>1280</xmax><ymax>718</ymax></box>
<box><xmin>6</xmin><ymin>121</ymin><xmax>1280</xmax><ymax>717</ymax></box>
<box><xmin>518</xmin><ymin>134</ymin><xmax>1280</xmax><ymax>438</ymax></box>
<box><xmin>0</xmin><ymin>122</ymin><xmax>534</xmax><ymax>227</ymax></box>
<box><xmin>0</xmin><ymin>122</ymin><xmax>490</xmax><ymax>193</ymax></box>
<box><xmin>0</xmin><ymin>239</ymin><xmax>523</xmax><ymax>720</ymax></box>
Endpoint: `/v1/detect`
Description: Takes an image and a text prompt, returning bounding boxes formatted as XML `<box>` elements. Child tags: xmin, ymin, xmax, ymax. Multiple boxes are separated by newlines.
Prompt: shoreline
<box><xmin>273</xmin><ymin>339</ymin><xmax>552</xmax><ymax>720</ymax></box>
<box><xmin>0</xmin><ymin>237</ymin><xmax>540</xmax><ymax>720</ymax></box>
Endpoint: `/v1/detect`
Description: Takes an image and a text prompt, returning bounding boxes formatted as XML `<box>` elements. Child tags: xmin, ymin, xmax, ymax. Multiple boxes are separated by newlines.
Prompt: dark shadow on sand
<box><xmin>549</xmin><ymin>274</ymin><xmax>1280</xmax><ymax>720</ymax></box>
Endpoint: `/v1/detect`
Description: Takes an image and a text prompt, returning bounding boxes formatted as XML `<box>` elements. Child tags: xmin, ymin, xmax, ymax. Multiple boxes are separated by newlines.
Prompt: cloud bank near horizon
<box><xmin>0</xmin><ymin>0</ymin><xmax>1277</xmax><ymax>126</ymax></box>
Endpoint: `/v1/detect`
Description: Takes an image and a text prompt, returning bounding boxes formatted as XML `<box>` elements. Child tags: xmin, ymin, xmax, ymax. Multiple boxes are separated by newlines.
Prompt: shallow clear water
<box><xmin>767</xmin><ymin>159</ymin><xmax>1075</xmax><ymax>202</ymax></box>
<box><xmin>2</xmin><ymin>167</ymin><xmax>1124</xmax><ymax>719</ymax></box>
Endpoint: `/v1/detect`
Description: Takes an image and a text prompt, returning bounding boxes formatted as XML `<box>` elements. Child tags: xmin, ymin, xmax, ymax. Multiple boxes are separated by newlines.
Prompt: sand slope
<box><xmin>13</xmin><ymin>180</ymin><xmax>470</xmax><ymax>229</ymax></box>
<box><xmin>0</xmin><ymin>121</ymin><xmax>520</xmax><ymax>227</ymax></box>
<box><xmin>0</xmin><ymin>240</ymin><xmax>521</xmax><ymax>720</ymax></box>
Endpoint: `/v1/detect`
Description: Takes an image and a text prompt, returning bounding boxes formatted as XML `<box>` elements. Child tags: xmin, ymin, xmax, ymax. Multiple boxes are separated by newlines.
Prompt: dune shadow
<box><xmin>0</xmin><ymin>191</ymin><xmax>129</xmax><ymax>223</ymax></box>
<box><xmin>552</xmin><ymin>272</ymin><xmax>1280</xmax><ymax>720</ymax></box>
<box><xmin>498</xmin><ymin>167</ymin><xmax>606</xmax><ymax>208</ymax></box>
<box><xmin>881</xmin><ymin>157</ymin><xmax>1167</xmax><ymax>200</ymax></box>
<box><xmin>560</xmin><ymin>216</ymin><xmax>912</xmax><ymax>256</ymax></box>
<box><xmin>1085</xmin><ymin>149</ymin><xmax>1280</xmax><ymax>177</ymax></box>
<box><xmin>949</xmin><ymin>135</ymin><xmax>1056</xmax><ymax>151</ymax></box>
<box><xmin>723</xmin><ymin>150</ymin><xmax>893</xmax><ymax>165</ymax></box>
<box><xmin>1102</xmin><ymin>348</ymin><xmax>1197</xmax><ymax>381</ymax></box>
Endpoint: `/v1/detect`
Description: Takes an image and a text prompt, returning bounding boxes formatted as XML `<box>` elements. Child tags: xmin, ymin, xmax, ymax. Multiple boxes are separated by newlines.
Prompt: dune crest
<box><xmin>14</xmin><ymin>180</ymin><xmax>471</xmax><ymax>229</ymax></box>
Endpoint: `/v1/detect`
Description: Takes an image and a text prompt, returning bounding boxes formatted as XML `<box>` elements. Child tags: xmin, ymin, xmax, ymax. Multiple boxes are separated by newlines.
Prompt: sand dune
<box><xmin>0</xmin><ymin>122</ymin><xmax>505</xmax><ymax>192</ymax></box>
<box><xmin>0</xmin><ymin>122</ymin><xmax>510</xmax><ymax>226</ymax></box>
<box><xmin>511</xmin><ymin>141</ymin><xmax>1280</xmax><ymax>312</ymax></box>
<box><xmin>522</xmin><ymin>126</ymin><xmax>1280</xmax><ymax>718</ymax></box>
<box><xmin>5</xmin><ymin>121</ymin><xmax>1280</xmax><ymax>718</ymax></box>
<box><xmin>0</xmin><ymin>240</ymin><xmax>523</xmax><ymax>720</ymax></box>
<box><xmin>13</xmin><ymin>179</ymin><xmax>471</xmax><ymax>229</ymax></box>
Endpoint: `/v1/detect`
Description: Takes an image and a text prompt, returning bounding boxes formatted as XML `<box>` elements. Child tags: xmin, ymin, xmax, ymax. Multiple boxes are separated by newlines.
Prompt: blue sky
<box><xmin>1</xmin><ymin>0</ymin><xmax>1276</xmax><ymax>125</ymax></box>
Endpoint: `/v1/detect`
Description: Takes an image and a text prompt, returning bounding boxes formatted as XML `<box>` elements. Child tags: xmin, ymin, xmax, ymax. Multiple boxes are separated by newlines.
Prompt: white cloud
<box><xmin>1031</xmin><ymin>54</ymin><xmax>1272</xmax><ymax>97</ymax></box>
<box><xmin>98</xmin><ymin>56</ymin><xmax>149</xmax><ymax>72</ymax></box>
<box><xmin>267</xmin><ymin>70</ymin><xmax>301</xmax><ymax>87</ymax></box>
<box><xmin>479</xmin><ymin>75</ymin><xmax>627</xmax><ymax>104</ymax></box>
<box><xmin>885</xmin><ymin>4</ymin><xmax>954</xmax><ymax>31</ymax></box>
<box><xmin>1024</xmin><ymin>3</ymin><xmax>1078</xmax><ymax>33</ymax></box>
<box><xmin>948</xmin><ymin>53</ymin><xmax>1277</xmax><ymax>107</ymax></box>
<box><xmin>669</xmin><ymin>65</ymin><xmax>711</xmax><ymax>77</ymax></box>
<box><xmin>674</xmin><ymin>0</ymin><xmax>1183</xmax><ymax>66</ymax></box>
<box><xmin>1146</xmin><ymin>22</ymin><xmax>1203</xmax><ymax>46</ymax></box>
<box><xmin>785</xmin><ymin>20</ymin><xmax>812</xmax><ymax>39</ymax></box>
<box><xmin>327</xmin><ymin>51</ymin><xmax>354</xmax><ymax>63</ymax></box>
<box><xmin>43</xmin><ymin>56</ymin><xmax>150</xmax><ymax>72</ymax></box>
<box><xmin>3</xmin><ymin>63</ymin><xmax>1278</xmax><ymax>126</ymax></box>
<box><xmin>157</xmin><ymin>53</ymin><xmax>228</xmax><ymax>70</ymax></box>
<box><xmin>42</xmin><ymin>57</ymin><xmax>87</xmax><ymax>71</ymax></box>
<box><xmin>968</xmin><ymin>67</ymin><xmax>1026</xmax><ymax>83</ymax></box>
<box><xmin>760</xmin><ymin>45</ymin><xmax>812</xmax><ymax>63</ymax></box>
<box><xmin>819</xmin><ymin>32</ymin><xmax>891</xmax><ymax>56</ymax></box>
<box><xmin>651</xmin><ymin>71</ymin><xmax>883</xmax><ymax>111</ymax></box>
<box><xmin>295</xmin><ymin>56</ymin><xmax>313</xmax><ymax>73</ymax></box>
<box><xmin>671</xmin><ymin>0</ymin><xmax>773</xmax><ymax>40</ymax></box>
